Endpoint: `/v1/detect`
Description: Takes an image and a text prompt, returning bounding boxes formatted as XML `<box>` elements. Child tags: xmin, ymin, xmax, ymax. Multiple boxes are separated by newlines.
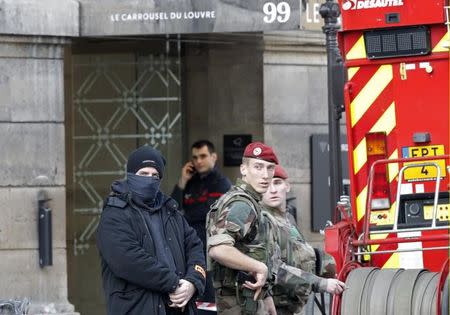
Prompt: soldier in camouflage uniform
<box><xmin>262</xmin><ymin>165</ymin><xmax>345</xmax><ymax>315</ymax></box>
<box><xmin>207</xmin><ymin>142</ymin><xmax>279</xmax><ymax>315</ymax></box>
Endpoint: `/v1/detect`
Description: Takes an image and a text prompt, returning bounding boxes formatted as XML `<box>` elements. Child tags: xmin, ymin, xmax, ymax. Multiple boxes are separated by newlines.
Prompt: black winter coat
<box><xmin>96</xmin><ymin>181</ymin><xmax>206</xmax><ymax>315</ymax></box>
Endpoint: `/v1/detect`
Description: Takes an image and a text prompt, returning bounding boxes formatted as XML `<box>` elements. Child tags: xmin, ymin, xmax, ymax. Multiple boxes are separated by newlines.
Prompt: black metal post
<box><xmin>38</xmin><ymin>190</ymin><xmax>53</xmax><ymax>267</ymax></box>
<box><xmin>320</xmin><ymin>0</ymin><xmax>345</xmax><ymax>222</ymax></box>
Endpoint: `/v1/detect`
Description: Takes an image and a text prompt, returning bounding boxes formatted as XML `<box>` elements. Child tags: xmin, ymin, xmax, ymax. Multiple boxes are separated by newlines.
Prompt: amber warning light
<box><xmin>366</xmin><ymin>132</ymin><xmax>391</xmax><ymax>210</ymax></box>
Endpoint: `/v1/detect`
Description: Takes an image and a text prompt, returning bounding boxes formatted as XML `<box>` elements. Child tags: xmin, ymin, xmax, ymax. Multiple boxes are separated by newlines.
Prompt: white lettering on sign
<box><xmin>342</xmin><ymin>0</ymin><xmax>404</xmax><ymax>11</ymax></box>
<box><xmin>183</xmin><ymin>11</ymin><xmax>215</xmax><ymax>19</ymax></box>
<box><xmin>110</xmin><ymin>11</ymin><xmax>216</xmax><ymax>22</ymax></box>
<box><xmin>263</xmin><ymin>2</ymin><xmax>291</xmax><ymax>23</ymax></box>
<box><xmin>306</xmin><ymin>3</ymin><xmax>321</xmax><ymax>24</ymax></box>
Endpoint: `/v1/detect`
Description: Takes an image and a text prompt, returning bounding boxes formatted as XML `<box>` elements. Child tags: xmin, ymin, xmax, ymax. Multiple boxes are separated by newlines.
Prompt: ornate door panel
<box><xmin>67</xmin><ymin>39</ymin><xmax>182</xmax><ymax>315</ymax></box>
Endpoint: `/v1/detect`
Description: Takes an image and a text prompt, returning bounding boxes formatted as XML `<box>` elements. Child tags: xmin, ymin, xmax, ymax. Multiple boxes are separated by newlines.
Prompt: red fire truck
<box><xmin>324</xmin><ymin>0</ymin><xmax>450</xmax><ymax>314</ymax></box>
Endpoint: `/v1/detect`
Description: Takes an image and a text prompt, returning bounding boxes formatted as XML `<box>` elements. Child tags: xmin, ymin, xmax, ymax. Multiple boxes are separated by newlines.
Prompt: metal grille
<box><xmin>366</xmin><ymin>35</ymin><xmax>381</xmax><ymax>53</ymax></box>
<box><xmin>70</xmin><ymin>39</ymin><xmax>182</xmax><ymax>256</ymax></box>
<box><xmin>365</xmin><ymin>26</ymin><xmax>430</xmax><ymax>59</ymax></box>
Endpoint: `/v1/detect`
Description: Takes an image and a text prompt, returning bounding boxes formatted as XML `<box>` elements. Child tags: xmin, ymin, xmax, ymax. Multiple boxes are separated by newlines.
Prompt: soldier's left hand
<box><xmin>169</xmin><ymin>279</ymin><xmax>196</xmax><ymax>307</ymax></box>
<box><xmin>324</xmin><ymin>278</ymin><xmax>346</xmax><ymax>295</ymax></box>
<box><xmin>242</xmin><ymin>263</ymin><xmax>268</xmax><ymax>300</ymax></box>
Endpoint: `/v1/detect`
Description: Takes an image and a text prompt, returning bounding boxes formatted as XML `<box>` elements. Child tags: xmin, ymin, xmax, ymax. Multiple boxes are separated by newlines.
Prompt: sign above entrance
<box><xmin>223</xmin><ymin>134</ymin><xmax>252</xmax><ymax>166</ymax></box>
<box><xmin>80</xmin><ymin>0</ymin><xmax>301</xmax><ymax>36</ymax></box>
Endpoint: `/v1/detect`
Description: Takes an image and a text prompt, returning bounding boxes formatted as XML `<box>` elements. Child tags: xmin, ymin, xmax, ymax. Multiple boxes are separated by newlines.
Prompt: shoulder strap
<box><xmin>260</xmin><ymin>210</ymin><xmax>281</xmax><ymax>245</ymax></box>
<box><xmin>221</xmin><ymin>187</ymin><xmax>259</xmax><ymax>213</ymax></box>
<box><xmin>257</xmin><ymin>210</ymin><xmax>282</xmax><ymax>280</ymax></box>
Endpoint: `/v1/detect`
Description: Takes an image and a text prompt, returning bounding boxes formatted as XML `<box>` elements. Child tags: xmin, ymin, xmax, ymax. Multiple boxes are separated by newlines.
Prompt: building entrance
<box><xmin>66</xmin><ymin>37</ymin><xmax>182</xmax><ymax>315</ymax></box>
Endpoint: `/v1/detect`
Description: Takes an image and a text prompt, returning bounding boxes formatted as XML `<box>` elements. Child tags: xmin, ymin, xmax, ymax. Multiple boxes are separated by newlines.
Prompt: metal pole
<box><xmin>320</xmin><ymin>0</ymin><xmax>345</xmax><ymax>223</ymax></box>
<box><xmin>38</xmin><ymin>190</ymin><xmax>53</xmax><ymax>267</ymax></box>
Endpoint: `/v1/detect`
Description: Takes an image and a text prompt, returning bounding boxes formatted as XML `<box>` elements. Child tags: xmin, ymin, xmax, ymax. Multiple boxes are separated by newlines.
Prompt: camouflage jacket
<box><xmin>262</xmin><ymin>207</ymin><xmax>320</xmax><ymax>312</ymax></box>
<box><xmin>262</xmin><ymin>207</ymin><xmax>336</xmax><ymax>281</ymax></box>
<box><xmin>264</xmin><ymin>207</ymin><xmax>316</xmax><ymax>272</ymax></box>
<box><xmin>206</xmin><ymin>179</ymin><xmax>272</xmax><ymax>290</ymax></box>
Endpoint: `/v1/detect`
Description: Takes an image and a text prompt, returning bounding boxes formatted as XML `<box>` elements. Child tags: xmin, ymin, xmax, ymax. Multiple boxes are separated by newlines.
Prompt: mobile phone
<box><xmin>188</xmin><ymin>162</ymin><xmax>196</xmax><ymax>174</ymax></box>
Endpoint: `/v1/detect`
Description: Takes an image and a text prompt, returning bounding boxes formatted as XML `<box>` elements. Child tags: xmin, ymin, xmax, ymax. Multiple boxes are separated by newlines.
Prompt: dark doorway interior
<box><xmin>65</xmin><ymin>37</ymin><xmax>183</xmax><ymax>315</ymax></box>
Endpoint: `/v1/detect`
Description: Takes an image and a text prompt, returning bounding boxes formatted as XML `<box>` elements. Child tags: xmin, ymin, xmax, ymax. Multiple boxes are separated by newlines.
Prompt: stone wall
<box><xmin>263</xmin><ymin>30</ymin><xmax>328</xmax><ymax>245</ymax></box>
<box><xmin>183</xmin><ymin>36</ymin><xmax>264</xmax><ymax>182</ymax></box>
<box><xmin>0</xmin><ymin>1</ymin><xmax>79</xmax><ymax>313</ymax></box>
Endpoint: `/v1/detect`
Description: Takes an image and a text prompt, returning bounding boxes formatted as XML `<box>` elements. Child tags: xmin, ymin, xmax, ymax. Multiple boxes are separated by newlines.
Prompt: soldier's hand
<box><xmin>324</xmin><ymin>278</ymin><xmax>346</xmax><ymax>295</ymax></box>
<box><xmin>242</xmin><ymin>262</ymin><xmax>268</xmax><ymax>300</ymax></box>
<box><xmin>178</xmin><ymin>162</ymin><xmax>195</xmax><ymax>189</ymax></box>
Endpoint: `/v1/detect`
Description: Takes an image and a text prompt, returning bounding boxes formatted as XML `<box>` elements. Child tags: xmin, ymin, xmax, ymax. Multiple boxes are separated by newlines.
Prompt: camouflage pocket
<box><xmin>239</xmin><ymin>288</ymin><xmax>259</xmax><ymax>315</ymax></box>
<box><xmin>222</xmin><ymin>268</ymin><xmax>238</xmax><ymax>288</ymax></box>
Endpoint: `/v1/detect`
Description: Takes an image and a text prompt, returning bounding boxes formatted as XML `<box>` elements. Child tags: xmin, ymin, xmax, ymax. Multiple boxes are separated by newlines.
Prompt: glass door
<box><xmin>66</xmin><ymin>38</ymin><xmax>182</xmax><ymax>315</ymax></box>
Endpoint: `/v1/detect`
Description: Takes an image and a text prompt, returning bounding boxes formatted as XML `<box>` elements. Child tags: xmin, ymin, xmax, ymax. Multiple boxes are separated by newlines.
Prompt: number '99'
<box><xmin>263</xmin><ymin>2</ymin><xmax>291</xmax><ymax>23</ymax></box>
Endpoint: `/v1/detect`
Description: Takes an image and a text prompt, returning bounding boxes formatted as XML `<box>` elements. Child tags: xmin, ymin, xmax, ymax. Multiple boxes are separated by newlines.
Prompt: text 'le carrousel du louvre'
<box><xmin>98</xmin><ymin>1</ymin><xmax>300</xmax><ymax>35</ymax></box>
<box><xmin>110</xmin><ymin>11</ymin><xmax>216</xmax><ymax>22</ymax></box>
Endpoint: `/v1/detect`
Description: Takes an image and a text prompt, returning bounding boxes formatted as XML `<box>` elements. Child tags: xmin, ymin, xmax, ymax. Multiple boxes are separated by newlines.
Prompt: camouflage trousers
<box><xmin>215</xmin><ymin>289</ymin><xmax>265</xmax><ymax>315</ymax></box>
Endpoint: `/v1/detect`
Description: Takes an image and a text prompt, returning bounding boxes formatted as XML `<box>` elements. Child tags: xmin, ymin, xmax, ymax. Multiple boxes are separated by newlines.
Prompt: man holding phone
<box><xmin>171</xmin><ymin>140</ymin><xmax>231</xmax><ymax>308</ymax></box>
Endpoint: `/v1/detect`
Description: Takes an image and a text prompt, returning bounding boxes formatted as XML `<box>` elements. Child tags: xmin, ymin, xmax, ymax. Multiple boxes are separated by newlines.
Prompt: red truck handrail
<box><xmin>352</xmin><ymin>154</ymin><xmax>450</xmax><ymax>248</ymax></box>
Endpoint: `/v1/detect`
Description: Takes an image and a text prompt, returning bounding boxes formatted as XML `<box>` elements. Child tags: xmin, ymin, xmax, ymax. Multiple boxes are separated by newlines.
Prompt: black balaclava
<box><xmin>126</xmin><ymin>146</ymin><xmax>166</xmax><ymax>209</ymax></box>
<box><xmin>127</xmin><ymin>173</ymin><xmax>163</xmax><ymax>208</ymax></box>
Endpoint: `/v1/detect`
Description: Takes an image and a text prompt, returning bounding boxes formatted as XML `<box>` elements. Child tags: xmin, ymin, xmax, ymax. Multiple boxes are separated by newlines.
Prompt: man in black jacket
<box><xmin>97</xmin><ymin>145</ymin><xmax>206</xmax><ymax>315</ymax></box>
<box><xmin>171</xmin><ymin>140</ymin><xmax>231</xmax><ymax>308</ymax></box>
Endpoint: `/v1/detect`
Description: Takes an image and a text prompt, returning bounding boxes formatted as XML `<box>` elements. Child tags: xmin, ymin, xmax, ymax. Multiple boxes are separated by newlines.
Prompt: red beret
<box><xmin>274</xmin><ymin>165</ymin><xmax>288</xmax><ymax>179</ymax></box>
<box><xmin>243</xmin><ymin>142</ymin><xmax>279</xmax><ymax>164</ymax></box>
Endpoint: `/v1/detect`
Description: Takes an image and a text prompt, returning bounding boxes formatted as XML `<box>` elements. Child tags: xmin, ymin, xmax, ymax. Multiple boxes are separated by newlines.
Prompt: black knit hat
<box><xmin>126</xmin><ymin>145</ymin><xmax>166</xmax><ymax>178</ymax></box>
